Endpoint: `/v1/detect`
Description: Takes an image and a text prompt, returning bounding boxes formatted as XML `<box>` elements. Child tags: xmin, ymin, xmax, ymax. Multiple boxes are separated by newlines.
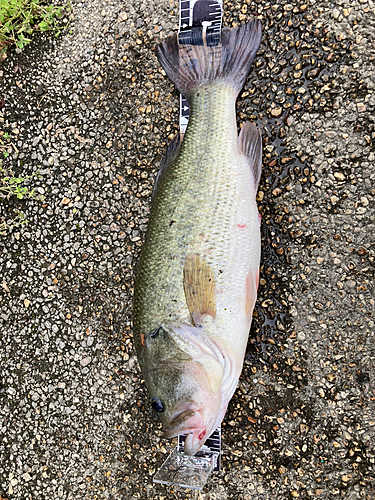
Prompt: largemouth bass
<box><xmin>133</xmin><ymin>19</ymin><xmax>262</xmax><ymax>455</ymax></box>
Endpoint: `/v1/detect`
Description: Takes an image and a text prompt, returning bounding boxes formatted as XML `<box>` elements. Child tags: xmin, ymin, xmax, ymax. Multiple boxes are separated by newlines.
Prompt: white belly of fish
<box><xmin>188</xmin><ymin>151</ymin><xmax>261</xmax><ymax>367</ymax></box>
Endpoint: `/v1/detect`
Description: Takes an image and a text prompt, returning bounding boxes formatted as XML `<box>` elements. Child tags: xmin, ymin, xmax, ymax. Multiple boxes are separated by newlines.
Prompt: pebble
<box><xmin>80</xmin><ymin>356</ymin><xmax>92</xmax><ymax>367</ymax></box>
<box><xmin>271</xmin><ymin>107</ymin><xmax>282</xmax><ymax>117</ymax></box>
<box><xmin>0</xmin><ymin>0</ymin><xmax>374</xmax><ymax>499</ymax></box>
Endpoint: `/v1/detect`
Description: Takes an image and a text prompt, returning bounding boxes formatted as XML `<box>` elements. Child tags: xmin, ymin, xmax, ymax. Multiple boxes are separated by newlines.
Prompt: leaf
<box><xmin>39</xmin><ymin>21</ymin><xmax>49</xmax><ymax>31</ymax></box>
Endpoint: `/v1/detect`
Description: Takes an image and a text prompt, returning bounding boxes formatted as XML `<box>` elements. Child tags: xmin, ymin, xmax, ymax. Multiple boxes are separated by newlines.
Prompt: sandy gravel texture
<box><xmin>0</xmin><ymin>0</ymin><xmax>374</xmax><ymax>499</ymax></box>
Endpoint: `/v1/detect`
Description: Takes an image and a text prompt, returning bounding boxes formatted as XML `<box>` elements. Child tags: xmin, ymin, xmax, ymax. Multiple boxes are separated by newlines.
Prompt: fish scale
<box><xmin>135</xmin><ymin>85</ymin><xmax>248</xmax><ymax>338</ymax></box>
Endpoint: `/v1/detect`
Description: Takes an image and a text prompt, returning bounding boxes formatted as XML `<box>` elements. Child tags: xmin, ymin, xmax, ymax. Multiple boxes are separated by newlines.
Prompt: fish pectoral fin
<box><xmin>238</xmin><ymin>122</ymin><xmax>262</xmax><ymax>191</ymax></box>
<box><xmin>245</xmin><ymin>268</ymin><xmax>259</xmax><ymax>318</ymax></box>
<box><xmin>183</xmin><ymin>254</ymin><xmax>216</xmax><ymax>326</ymax></box>
<box><xmin>152</xmin><ymin>133</ymin><xmax>181</xmax><ymax>200</ymax></box>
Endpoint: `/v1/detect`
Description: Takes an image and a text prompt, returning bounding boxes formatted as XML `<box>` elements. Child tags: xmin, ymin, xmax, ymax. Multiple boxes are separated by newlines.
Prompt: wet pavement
<box><xmin>0</xmin><ymin>0</ymin><xmax>374</xmax><ymax>498</ymax></box>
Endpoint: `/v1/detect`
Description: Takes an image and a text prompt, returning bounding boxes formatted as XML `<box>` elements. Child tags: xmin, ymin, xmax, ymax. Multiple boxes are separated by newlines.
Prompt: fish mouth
<box><xmin>163</xmin><ymin>405</ymin><xmax>203</xmax><ymax>439</ymax></box>
<box><xmin>162</xmin><ymin>399</ymin><xmax>220</xmax><ymax>455</ymax></box>
<box><xmin>184</xmin><ymin>428</ymin><xmax>208</xmax><ymax>455</ymax></box>
<box><xmin>163</xmin><ymin>407</ymin><xmax>208</xmax><ymax>455</ymax></box>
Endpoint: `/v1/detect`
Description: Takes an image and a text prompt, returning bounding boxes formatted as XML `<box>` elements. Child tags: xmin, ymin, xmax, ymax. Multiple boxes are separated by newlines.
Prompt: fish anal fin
<box><xmin>238</xmin><ymin>122</ymin><xmax>262</xmax><ymax>191</ymax></box>
<box><xmin>245</xmin><ymin>268</ymin><xmax>259</xmax><ymax>318</ymax></box>
<box><xmin>183</xmin><ymin>255</ymin><xmax>216</xmax><ymax>326</ymax></box>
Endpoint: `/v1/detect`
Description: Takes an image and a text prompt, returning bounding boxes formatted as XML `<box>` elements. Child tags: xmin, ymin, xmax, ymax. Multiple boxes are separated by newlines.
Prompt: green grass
<box><xmin>0</xmin><ymin>133</ymin><xmax>44</xmax><ymax>234</ymax></box>
<box><xmin>0</xmin><ymin>0</ymin><xmax>67</xmax><ymax>57</ymax></box>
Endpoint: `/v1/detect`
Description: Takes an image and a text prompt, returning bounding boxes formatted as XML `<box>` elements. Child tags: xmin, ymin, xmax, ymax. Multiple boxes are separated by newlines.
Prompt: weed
<box><xmin>1</xmin><ymin>133</ymin><xmax>44</xmax><ymax>234</ymax></box>
<box><xmin>0</xmin><ymin>0</ymin><xmax>68</xmax><ymax>58</ymax></box>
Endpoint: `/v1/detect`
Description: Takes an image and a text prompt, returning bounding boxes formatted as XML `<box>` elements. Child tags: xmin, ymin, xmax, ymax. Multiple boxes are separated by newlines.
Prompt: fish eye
<box><xmin>151</xmin><ymin>398</ymin><xmax>165</xmax><ymax>413</ymax></box>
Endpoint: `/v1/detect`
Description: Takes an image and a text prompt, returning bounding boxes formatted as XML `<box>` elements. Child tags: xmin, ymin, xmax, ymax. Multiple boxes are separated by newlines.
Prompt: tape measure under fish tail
<box><xmin>178</xmin><ymin>0</ymin><xmax>223</xmax><ymax>135</ymax></box>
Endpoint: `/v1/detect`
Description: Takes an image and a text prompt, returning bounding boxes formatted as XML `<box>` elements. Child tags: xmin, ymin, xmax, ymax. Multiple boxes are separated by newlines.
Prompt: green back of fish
<box><xmin>134</xmin><ymin>84</ymin><xmax>238</xmax><ymax>346</ymax></box>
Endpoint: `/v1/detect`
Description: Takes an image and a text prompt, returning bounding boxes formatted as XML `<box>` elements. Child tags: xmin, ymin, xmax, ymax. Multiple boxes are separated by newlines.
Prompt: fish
<box><xmin>133</xmin><ymin>19</ymin><xmax>262</xmax><ymax>456</ymax></box>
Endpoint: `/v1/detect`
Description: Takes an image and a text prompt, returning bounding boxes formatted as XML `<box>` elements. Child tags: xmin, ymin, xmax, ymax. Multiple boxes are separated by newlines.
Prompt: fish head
<box><xmin>142</xmin><ymin>323</ymin><xmax>229</xmax><ymax>455</ymax></box>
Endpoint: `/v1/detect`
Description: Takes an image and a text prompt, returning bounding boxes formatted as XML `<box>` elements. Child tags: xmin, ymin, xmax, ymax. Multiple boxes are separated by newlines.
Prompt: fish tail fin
<box><xmin>238</xmin><ymin>122</ymin><xmax>262</xmax><ymax>190</ymax></box>
<box><xmin>155</xmin><ymin>19</ymin><xmax>262</xmax><ymax>98</ymax></box>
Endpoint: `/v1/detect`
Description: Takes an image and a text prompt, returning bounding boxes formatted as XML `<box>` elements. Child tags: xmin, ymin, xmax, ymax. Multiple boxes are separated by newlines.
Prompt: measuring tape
<box><xmin>178</xmin><ymin>0</ymin><xmax>223</xmax><ymax>134</ymax></box>
<box><xmin>177</xmin><ymin>0</ymin><xmax>223</xmax><ymax>472</ymax></box>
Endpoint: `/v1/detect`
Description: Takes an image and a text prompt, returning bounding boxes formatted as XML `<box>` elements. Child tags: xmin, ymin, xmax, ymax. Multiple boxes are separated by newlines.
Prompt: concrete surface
<box><xmin>0</xmin><ymin>0</ymin><xmax>374</xmax><ymax>498</ymax></box>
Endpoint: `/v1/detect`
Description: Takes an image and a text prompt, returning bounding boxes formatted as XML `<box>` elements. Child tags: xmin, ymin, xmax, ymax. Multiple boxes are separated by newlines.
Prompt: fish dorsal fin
<box><xmin>183</xmin><ymin>255</ymin><xmax>216</xmax><ymax>326</ymax></box>
<box><xmin>152</xmin><ymin>133</ymin><xmax>181</xmax><ymax>200</ymax></box>
<box><xmin>238</xmin><ymin>122</ymin><xmax>262</xmax><ymax>191</ymax></box>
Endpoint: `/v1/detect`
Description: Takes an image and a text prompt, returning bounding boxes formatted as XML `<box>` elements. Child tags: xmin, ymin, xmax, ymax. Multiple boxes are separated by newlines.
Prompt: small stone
<box><xmin>23</xmin><ymin>473</ymin><xmax>32</xmax><ymax>482</ymax></box>
<box><xmin>271</xmin><ymin>107</ymin><xmax>282</xmax><ymax>117</ymax></box>
<box><xmin>357</xmin><ymin>103</ymin><xmax>366</xmax><ymax>113</ymax></box>
<box><xmin>331</xmin><ymin>195</ymin><xmax>339</xmax><ymax>205</ymax></box>
<box><xmin>334</xmin><ymin>172</ymin><xmax>345</xmax><ymax>181</ymax></box>
<box><xmin>80</xmin><ymin>357</ymin><xmax>92</xmax><ymax>367</ymax></box>
<box><xmin>24</xmin><ymin>299</ymin><xmax>31</xmax><ymax>308</ymax></box>
<box><xmin>286</xmin><ymin>115</ymin><xmax>294</xmax><ymax>126</ymax></box>
<box><xmin>61</xmin><ymin>197</ymin><xmax>71</xmax><ymax>204</ymax></box>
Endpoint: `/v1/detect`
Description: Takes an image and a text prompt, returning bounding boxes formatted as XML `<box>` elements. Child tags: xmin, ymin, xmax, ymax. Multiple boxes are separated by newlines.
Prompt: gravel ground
<box><xmin>0</xmin><ymin>0</ymin><xmax>374</xmax><ymax>499</ymax></box>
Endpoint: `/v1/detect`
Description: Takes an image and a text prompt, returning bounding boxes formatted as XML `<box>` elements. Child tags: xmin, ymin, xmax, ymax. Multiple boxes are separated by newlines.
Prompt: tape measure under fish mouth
<box><xmin>178</xmin><ymin>0</ymin><xmax>223</xmax><ymax>135</ymax></box>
